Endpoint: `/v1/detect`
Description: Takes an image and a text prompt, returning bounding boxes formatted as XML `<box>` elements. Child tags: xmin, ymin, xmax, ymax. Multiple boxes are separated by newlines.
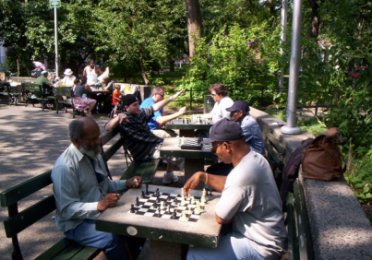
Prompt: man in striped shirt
<box><xmin>105</xmin><ymin>91</ymin><xmax>185</xmax><ymax>179</ymax></box>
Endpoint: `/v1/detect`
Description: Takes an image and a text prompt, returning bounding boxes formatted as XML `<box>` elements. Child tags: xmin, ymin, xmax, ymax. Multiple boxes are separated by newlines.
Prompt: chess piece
<box><xmin>194</xmin><ymin>202</ymin><xmax>201</xmax><ymax>215</ymax></box>
<box><xmin>130</xmin><ymin>204</ymin><xmax>135</xmax><ymax>213</ymax></box>
<box><xmin>141</xmin><ymin>191</ymin><xmax>146</xmax><ymax>198</ymax></box>
<box><xmin>179</xmin><ymin>211</ymin><xmax>188</xmax><ymax>221</ymax></box>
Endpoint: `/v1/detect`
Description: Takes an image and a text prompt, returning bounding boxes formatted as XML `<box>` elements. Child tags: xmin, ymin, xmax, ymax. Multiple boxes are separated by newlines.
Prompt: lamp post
<box><xmin>281</xmin><ymin>0</ymin><xmax>302</xmax><ymax>135</ymax></box>
<box><xmin>49</xmin><ymin>0</ymin><xmax>61</xmax><ymax>78</ymax></box>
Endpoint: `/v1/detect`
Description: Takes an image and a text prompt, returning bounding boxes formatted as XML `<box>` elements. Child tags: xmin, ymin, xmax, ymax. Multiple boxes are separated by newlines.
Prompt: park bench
<box><xmin>0</xmin><ymin>126</ymin><xmax>159</xmax><ymax>259</ymax></box>
<box><xmin>286</xmin><ymin>178</ymin><xmax>314</xmax><ymax>260</ymax></box>
<box><xmin>54</xmin><ymin>87</ymin><xmax>87</xmax><ymax>118</ymax></box>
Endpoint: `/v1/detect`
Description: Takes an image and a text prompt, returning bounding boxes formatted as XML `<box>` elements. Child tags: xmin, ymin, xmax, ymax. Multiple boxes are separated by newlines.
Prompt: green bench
<box><xmin>286</xmin><ymin>179</ymin><xmax>314</xmax><ymax>260</ymax></box>
<box><xmin>0</xmin><ymin>126</ymin><xmax>159</xmax><ymax>259</ymax></box>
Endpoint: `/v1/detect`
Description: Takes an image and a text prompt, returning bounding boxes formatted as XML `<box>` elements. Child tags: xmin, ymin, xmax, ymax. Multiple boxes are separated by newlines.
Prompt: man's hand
<box><xmin>182</xmin><ymin>171</ymin><xmax>206</xmax><ymax>196</ymax></box>
<box><xmin>125</xmin><ymin>176</ymin><xmax>142</xmax><ymax>189</ymax></box>
<box><xmin>178</xmin><ymin>106</ymin><xmax>187</xmax><ymax>116</ymax></box>
<box><xmin>117</xmin><ymin>113</ymin><xmax>128</xmax><ymax>124</ymax></box>
<box><xmin>170</xmin><ymin>89</ymin><xmax>186</xmax><ymax>100</ymax></box>
<box><xmin>97</xmin><ymin>193</ymin><xmax>120</xmax><ymax>212</ymax></box>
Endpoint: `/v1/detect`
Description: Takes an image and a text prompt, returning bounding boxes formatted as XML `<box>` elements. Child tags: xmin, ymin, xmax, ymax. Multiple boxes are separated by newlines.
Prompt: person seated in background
<box><xmin>183</xmin><ymin>118</ymin><xmax>287</xmax><ymax>260</ymax></box>
<box><xmin>35</xmin><ymin>70</ymin><xmax>53</xmax><ymax>96</ymax></box>
<box><xmin>58</xmin><ymin>68</ymin><xmax>76</xmax><ymax>87</ymax></box>
<box><xmin>73</xmin><ymin>78</ymin><xmax>97</xmax><ymax>116</ymax></box>
<box><xmin>227</xmin><ymin>100</ymin><xmax>265</xmax><ymax>155</ymax></box>
<box><xmin>206</xmin><ymin>83</ymin><xmax>234</xmax><ymax>124</ymax></box>
<box><xmin>140</xmin><ymin>86</ymin><xmax>186</xmax><ymax>138</ymax></box>
<box><xmin>51</xmin><ymin>117</ymin><xmax>144</xmax><ymax>260</ymax></box>
<box><xmin>105</xmin><ymin>91</ymin><xmax>185</xmax><ymax>184</ymax></box>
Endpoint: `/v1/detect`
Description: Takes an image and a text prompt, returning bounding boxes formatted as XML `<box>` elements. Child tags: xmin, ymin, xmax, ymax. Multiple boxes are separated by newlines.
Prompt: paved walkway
<box><xmin>0</xmin><ymin>104</ymin><xmax>126</xmax><ymax>259</ymax></box>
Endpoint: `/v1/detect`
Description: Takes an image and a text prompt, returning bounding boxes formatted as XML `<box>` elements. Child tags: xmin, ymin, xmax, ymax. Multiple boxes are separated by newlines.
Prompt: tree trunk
<box><xmin>16</xmin><ymin>57</ymin><xmax>20</xmax><ymax>76</ymax></box>
<box><xmin>139</xmin><ymin>49</ymin><xmax>149</xmax><ymax>85</ymax></box>
<box><xmin>185</xmin><ymin>0</ymin><xmax>202</xmax><ymax>59</ymax></box>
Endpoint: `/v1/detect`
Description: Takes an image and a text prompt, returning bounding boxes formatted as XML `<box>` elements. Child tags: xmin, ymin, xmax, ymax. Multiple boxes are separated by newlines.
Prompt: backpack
<box><xmin>301</xmin><ymin>134</ymin><xmax>344</xmax><ymax>181</ymax></box>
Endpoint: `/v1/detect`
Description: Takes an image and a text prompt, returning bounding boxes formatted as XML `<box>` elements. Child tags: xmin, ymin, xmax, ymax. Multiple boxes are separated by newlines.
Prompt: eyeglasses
<box><xmin>211</xmin><ymin>141</ymin><xmax>229</xmax><ymax>153</ymax></box>
<box><xmin>211</xmin><ymin>93</ymin><xmax>217</xmax><ymax>97</ymax></box>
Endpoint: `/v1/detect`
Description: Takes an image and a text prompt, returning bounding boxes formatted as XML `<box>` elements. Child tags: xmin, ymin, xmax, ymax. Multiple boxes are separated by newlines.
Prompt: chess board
<box><xmin>180</xmin><ymin>138</ymin><xmax>203</xmax><ymax>150</ymax></box>
<box><xmin>129</xmin><ymin>188</ymin><xmax>207</xmax><ymax>222</ymax></box>
<box><xmin>96</xmin><ymin>184</ymin><xmax>222</xmax><ymax>249</ymax></box>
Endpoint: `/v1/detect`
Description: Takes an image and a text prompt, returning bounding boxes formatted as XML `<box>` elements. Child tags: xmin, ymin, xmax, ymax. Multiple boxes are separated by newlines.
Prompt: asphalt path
<box><xmin>0</xmin><ymin>104</ymin><xmax>126</xmax><ymax>259</ymax></box>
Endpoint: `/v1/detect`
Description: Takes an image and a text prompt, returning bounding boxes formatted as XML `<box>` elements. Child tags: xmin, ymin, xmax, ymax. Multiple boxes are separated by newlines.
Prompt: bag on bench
<box><xmin>301</xmin><ymin>134</ymin><xmax>344</xmax><ymax>181</ymax></box>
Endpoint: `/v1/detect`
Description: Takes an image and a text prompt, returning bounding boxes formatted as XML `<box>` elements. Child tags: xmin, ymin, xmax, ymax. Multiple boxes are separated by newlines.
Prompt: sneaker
<box><xmin>162</xmin><ymin>171</ymin><xmax>179</xmax><ymax>184</ymax></box>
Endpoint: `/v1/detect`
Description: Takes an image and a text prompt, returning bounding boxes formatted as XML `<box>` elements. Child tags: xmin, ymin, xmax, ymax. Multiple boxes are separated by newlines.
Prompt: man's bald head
<box><xmin>69</xmin><ymin>117</ymin><xmax>99</xmax><ymax>146</ymax></box>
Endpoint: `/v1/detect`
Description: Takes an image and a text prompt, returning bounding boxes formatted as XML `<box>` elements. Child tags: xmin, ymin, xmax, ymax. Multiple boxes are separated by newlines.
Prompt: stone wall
<box><xmin>250</xmin><ymin>107</ymin><xmax>372</xmax><ymax>259</ymax></box>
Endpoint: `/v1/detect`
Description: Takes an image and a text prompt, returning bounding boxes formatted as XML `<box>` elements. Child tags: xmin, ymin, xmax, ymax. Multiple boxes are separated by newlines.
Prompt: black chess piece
<box><xmin>130</xmin><ymin>204</ymin><xmax>135</xmax><ymax>213</ymax></box>
<box><xmin>171</xmin><ymin>211</ymin><xmax>177</xmax><ymax>219</ymax></box>
<box><xmin>141</xmin><ymin>191</ymin><xmax>146</xmax><ymax>198</ymax></box>
<box><xmin>145</xmin><ymin>183</ymin><xmax>149</xmax><ymax>194</ymax></box>
<box><xmin>136</xmin><ymin>197</ymin><xmax>139</xmax><ymax>205</ymax></box>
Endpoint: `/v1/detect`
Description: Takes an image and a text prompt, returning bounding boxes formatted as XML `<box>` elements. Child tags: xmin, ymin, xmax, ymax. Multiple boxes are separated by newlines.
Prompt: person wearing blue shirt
<box><xmin>226</xmin><ymin>100</ymin><xmax>265</xmax><ymax>155</ymax></box>
<box><xmin>140</xmin><ymin>86</ymin><xmax>186</xmax><ymax>138</ymax></box>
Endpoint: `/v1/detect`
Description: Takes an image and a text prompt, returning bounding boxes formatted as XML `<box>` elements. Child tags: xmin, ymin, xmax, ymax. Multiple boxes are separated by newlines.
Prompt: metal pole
<box><xmin>54</xmin><ymin>6</ymin><xmax>59</xmax><ymax>78</ymax></box>
<box><xmin>281</xmin><ymin>0</ymin><xmax>302</xmax><ymax>135</ymax></box>
<box><xmin>278</xmin><ymin>0</ymin><xmax>288</xmax><ymax>93</ymax></box>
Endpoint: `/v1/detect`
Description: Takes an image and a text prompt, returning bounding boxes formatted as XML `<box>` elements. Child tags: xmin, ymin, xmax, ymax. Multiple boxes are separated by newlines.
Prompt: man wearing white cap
<box><xmin>59</xmin><ymin>68</ymin><xmax>76</xmax><ymax>87</ymax></box>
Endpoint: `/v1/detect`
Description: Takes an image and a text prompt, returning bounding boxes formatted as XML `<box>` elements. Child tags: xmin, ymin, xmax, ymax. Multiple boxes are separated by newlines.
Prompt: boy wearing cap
<box><xmin>226</xmin><ymin>100</ymin><xmax>265</xmax><ymax>155</ymax></box>
<box><xmin>105</xmin><ymin>91</ymin><xmax>185</xmax><ymax>183</ymax></box>
<box><xmin>183</xmin><ymin>118</ymin><xmax>287</xmax><ymax>259</ymax></box>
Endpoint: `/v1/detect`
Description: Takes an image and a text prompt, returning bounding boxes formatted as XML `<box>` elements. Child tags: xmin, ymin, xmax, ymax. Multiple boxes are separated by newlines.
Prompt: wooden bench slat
<box><xmin>292</xmin><ymin>181</ymin><xmax>314</xmax><ymax>260</ymax></box>
<box><xmin>3</xmin><ymin>195</ymin><xmax>55</xmax><ymax>237</ymax></box>
<box><xmin>35</xmin><ymin>239</ymin><xmax>73</xmax><ymax>260</ymax></box>
<box><xmin>286</xmin><ymin>193</ymin><xmax>298</xmax><ymax>260</ymax></box>
<box><xmin>0</xmin><ymin>171</ymin><xmax>52</xmax><ymax>207</ymax></box>
<box><xmin>71</xmin><ymin>245</ymin><xmax>102</xmax><ymax>259</ymax></box>
<box><xmin>35</xmin><ymin>238</ymin><xmax>100</xmax><ymax>260</ymax></box>
<box><xmin>102</xmin><ymin>138</ymin><xmax>124</xmax><ymax>162</ymax></box>
<box><xmin>100</xmin><ymin>127</ymin><xmax>120</xmax><ymax>145</ymax></box>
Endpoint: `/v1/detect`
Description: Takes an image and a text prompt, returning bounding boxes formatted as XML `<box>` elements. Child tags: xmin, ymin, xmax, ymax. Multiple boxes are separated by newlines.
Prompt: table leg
<box><xmin>184</xmin><ymin>158</ymin><xmax>205</xmax><ymax>181</ymax></box>
<box><xmin>149</xmin><ymin>240</ymin><xmax>185</xmax><ymax>260</ymax></box>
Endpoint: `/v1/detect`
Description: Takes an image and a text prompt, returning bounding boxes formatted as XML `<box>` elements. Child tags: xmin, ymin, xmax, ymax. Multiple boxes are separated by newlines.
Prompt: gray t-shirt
<box><xmin>215</xmin><ymin>151</ymin><xmax>287</xmax><ymax>258</ymax></box>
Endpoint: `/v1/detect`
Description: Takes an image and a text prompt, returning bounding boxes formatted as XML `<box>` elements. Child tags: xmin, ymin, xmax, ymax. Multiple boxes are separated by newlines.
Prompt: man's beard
<box><xmin>80</xmin><ymin>145</ymin><xmax>99</xmax><ymax>159</ymax></box>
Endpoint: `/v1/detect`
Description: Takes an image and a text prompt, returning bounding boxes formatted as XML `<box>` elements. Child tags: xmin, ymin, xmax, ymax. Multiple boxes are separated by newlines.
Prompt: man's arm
<box><xmin>156</xmin><ymin>106</ymin><xmax>186</xmax><ymax>127</ymax></box>
<box><xmin>104</xmin><ymin>113</ymin><xmax>128</xmax><ymax>132</ymax></box>
<box><xmin>152</xmin><ymin>89</ymin><xmax>185</xmax><ymax>112</ymax></box>
<box><xmin>183</xmin><ymin>171</ymin><xmax>226</xmax><ymax>195</ymax></box>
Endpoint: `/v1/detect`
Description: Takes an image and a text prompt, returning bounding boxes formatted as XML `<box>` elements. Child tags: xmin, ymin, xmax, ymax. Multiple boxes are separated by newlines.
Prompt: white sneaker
<box><xmin>162</xmin><ymin>171</ymin><xmax>179</xmax><ymax>184</ymax></box>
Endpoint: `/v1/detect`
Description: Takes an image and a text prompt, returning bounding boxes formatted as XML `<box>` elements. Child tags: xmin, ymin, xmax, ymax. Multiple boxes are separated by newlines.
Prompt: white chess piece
<box><xmin>179</xmin><ymin>211</ymin><xmax>188</xmax><ymax>222</ymax></box>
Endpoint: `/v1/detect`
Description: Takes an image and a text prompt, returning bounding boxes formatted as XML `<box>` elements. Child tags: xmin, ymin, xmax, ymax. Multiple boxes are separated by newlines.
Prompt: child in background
<box><xmin>112</xmin><ymin>83</ymin><xmax>122</xmax><ymax>115</ymax></box>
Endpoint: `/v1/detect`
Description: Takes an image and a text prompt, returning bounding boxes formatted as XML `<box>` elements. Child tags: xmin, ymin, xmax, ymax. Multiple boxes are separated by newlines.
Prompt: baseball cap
<box><xmin>122</xmin><ymin>94</ymin><xmax>138</xmax><ymax>107</ymax></box>
<box><xmin>204</xmin><ymin>118</ymin><xmax>242</xmax><ymax>143</ymax></box>
<box><xmin>226</xmin><ymin>100</ymin><xmax>250</xmax><ymax>113</ymax></box>
<box><xmin>41</xmin><ymin>70</ymin><xmax>48</xmax><ymax>75</ymax></box>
